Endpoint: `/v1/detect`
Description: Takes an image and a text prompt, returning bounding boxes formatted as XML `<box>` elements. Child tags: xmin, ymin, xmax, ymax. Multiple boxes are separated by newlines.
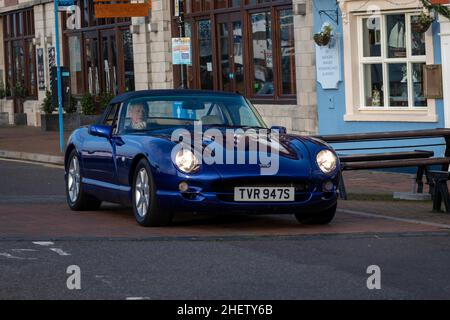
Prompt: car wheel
<box><xmin>132</xmin><ymin>158</ymin><xmax>173</xmax><ymax>227</ymax></box>
<box><xmin>66</xmin><ymin>149</ymin><xmax>102</xmax><ymax>211</ymax></box>
<box><xmin>295</xmin><ymin>203</ymin><xmax>337</xmax><ymax>225</ymax></box>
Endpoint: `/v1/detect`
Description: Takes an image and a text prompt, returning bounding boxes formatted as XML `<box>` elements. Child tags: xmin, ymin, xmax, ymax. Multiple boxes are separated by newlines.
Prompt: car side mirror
<box><xmin>89</xmin><ymin>125</ymin><xmax>113</xmax><ymax>139</ymax></box>
<box><xmin>271</xmin><ymin>126</ymin><xmax>287</xmax><ymax>134</ymax></box>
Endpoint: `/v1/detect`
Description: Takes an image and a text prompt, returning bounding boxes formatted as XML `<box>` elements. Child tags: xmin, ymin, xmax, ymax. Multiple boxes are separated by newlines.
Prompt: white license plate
<box><xmin>234</xmin><ymin>187</ymin><xmax>295</xmax><ymax>202</ymax></box>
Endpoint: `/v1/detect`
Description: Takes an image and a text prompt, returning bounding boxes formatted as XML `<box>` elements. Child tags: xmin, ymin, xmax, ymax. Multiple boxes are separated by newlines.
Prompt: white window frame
<box><xmin>341</xmin><ymin>6</ymin><xmax>437</xmax><ymax>123</ymax></box>
<box><xmin>358</xmin><ymin>13</ymin><xmax>428</xmax><ymax>110</ymax></box>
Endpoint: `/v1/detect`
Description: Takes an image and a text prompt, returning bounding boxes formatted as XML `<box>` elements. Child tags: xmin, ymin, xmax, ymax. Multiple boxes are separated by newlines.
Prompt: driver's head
<box><xmin>129</xmin><ymin>102</ymin><xmax>148</xmax><ymax>124</ymax></box>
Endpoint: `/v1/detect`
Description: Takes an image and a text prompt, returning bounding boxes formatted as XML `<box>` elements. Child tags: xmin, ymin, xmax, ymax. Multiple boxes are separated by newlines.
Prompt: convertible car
<box><xmin>65</xmin><ymin>90</ymin><xmax>340</xmax><ymax>227</ymax></box>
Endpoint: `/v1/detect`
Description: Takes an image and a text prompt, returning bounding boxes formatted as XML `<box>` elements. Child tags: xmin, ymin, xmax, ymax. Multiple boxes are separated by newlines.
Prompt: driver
<box><xmin>128</xmin><ymin>102</ymin><xmax>148</xmax><ymax>130</ymax></box>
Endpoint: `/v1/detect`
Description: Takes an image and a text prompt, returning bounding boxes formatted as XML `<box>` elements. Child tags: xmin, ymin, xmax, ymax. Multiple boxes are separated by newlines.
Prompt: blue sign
<box><xmin>58</xmin><ymin>0</ymin><xmax>75</xmax><ymax>10</ymax></box>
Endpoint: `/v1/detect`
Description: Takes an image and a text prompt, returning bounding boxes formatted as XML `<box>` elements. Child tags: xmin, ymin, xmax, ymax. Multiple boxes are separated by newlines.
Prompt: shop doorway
<box><xmin>216</xmin><ymin>13</ymin><xmax>244</xmax><ymax>94</ymax></box>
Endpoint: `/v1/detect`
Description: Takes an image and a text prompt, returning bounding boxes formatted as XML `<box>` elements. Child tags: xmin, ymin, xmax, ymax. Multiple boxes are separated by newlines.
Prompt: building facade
<box><xmin>314</xmin><ymin>0</ymin><xmax>450</xmax><ymax>142</ymax></box>
<box><xmin>0</xmin><ymin>0</ymin><xmax>320</xmax><ymax>135</ymax></box>
<box><xmin>2</xmin><ymin>0</ymin><xmax>447</xmax><ymax>139</ymax></box>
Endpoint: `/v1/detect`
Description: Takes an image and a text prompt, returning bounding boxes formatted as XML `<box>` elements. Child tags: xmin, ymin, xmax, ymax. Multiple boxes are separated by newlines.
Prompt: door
<box><xmin>216</xmin><ymin>13</ymin><xmax>244</xmax><ymax>94</ymax></box>
<box><xmin>81</xmin><ymin>103</ymin><xmax>120</xmax><ymax>185</ymax></box>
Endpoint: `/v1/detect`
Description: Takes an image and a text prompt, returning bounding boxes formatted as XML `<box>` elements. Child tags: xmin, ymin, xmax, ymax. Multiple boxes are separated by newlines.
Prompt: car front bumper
<box><xmin>155</xmin><ymin>190</ymin><xmax>338</xmax><ymax>214</ymax></box>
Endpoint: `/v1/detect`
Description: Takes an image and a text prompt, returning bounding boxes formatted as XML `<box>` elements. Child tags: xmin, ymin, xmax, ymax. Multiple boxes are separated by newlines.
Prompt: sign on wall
<box><xmin>37</xmin><ymin>48</ymin><xmax>45</xmax><ymax>91</ymax></box>
<box><xmin>315</xmin><ymin>37</ymin><xmax>342</xmax><ymax>89</ymax></box>
<box><xmin>94</xmin><ymin>0</ymin><xmax>152</xmax><ymax>18</ymax></box>
<box><xmin>58</xmin><ymin>0</ymin><xmax>75</xmax><ymax>11</ymax></box>
<box><xmin>172</xmin><ymin>38</ymin><xmax>192</xmax><ymax>65</ymax></box>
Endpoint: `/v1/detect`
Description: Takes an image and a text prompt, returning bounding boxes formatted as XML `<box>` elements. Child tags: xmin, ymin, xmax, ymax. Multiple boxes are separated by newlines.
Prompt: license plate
<box><xmin>234</xmin><ymin>187</ymin><xmax>295</xmax><ymax>202</ymax></box>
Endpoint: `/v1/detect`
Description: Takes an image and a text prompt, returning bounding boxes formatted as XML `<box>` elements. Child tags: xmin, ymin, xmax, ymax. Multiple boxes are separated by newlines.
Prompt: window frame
<box><xmin>2</xmin><ymin>8</ymin><xmax>37</xmax><ymax>100</ymax></box>
<box><xmin>172</xmin><ymin>0</ymin><xmax>296</xmax><ymax>105</ymax></box>
<box><xmin>358</xmin><ymin>13</ymin><xmax>428</xmax><ymax>110</ymax></box>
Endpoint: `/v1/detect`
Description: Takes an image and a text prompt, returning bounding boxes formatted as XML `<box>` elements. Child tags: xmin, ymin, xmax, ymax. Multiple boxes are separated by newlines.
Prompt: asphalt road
<box><xmin>1</xmin><ymin>159</ymin><xmax>450</xmax><ymax>299</ymax></box>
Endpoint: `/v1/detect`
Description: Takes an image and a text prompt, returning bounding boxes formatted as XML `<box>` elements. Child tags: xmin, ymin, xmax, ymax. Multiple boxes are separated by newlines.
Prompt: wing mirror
<box><xmin>271</xmin><ymin>126</ymin><xmax>287</xmax><ymax>134</ymax></box>
<box><xmin>89</xmin><ymin>125</ymin><xmax>113</xmax><ymax>139</ymax></box>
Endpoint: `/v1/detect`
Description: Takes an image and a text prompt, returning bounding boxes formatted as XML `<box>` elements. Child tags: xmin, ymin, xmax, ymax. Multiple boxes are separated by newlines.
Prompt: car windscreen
<box><xmin>118</xmin><ymin>95</ymin><xmax>267</xmax><ymax>134</ymax></box>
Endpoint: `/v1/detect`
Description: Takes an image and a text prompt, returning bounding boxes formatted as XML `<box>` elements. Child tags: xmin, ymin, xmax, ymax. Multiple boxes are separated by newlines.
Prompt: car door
<box><xmin>81</xmin><ymin>103</ymin><xmax>120</xmax><ymax>185</ymax></box>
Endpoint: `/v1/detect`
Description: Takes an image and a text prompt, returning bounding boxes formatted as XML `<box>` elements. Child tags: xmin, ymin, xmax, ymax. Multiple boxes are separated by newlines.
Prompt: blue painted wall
<box><xmin>313</xmin><ymin>0</ymin><xmax>446</xmax><ymax>156</ymax></box>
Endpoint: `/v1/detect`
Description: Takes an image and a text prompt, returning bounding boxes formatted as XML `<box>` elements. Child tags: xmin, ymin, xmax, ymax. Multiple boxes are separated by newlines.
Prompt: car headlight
<box><xmin>175</xmin><ymin>149</ymin><xmax>200</xmax><ymax>174</ymax></box>
<box><xmin>316</xmin><ymin>150</ymin><xmax>337</xmax><ymax>174</ymax></box>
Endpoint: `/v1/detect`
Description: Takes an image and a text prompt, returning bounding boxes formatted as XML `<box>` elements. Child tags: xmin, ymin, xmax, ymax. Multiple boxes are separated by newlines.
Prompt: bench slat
<box><xmin>340</xmin><ymin>150</ymin><xmax>434</xmax><ymax>162</ymax></box>
<box><xmin>342</xmin><ymin>157</ymin><xmax>450</xmax><ymax>171</ymax></box>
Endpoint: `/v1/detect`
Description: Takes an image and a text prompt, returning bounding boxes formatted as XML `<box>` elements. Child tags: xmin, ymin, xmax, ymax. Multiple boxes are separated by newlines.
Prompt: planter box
<box><xmin>0</xmin><ymin>112</ymin><xmax>9</xmax><ymax>126</ymax></box>
<box><xmin>14</xmin><ymin>113</ymin><xmax>27</xmax><ymax>126</ymax></box>
<box><xmin>41</xmin><ymin>114</ymin><xmax>100</xmax><ymax>132</ymax></box>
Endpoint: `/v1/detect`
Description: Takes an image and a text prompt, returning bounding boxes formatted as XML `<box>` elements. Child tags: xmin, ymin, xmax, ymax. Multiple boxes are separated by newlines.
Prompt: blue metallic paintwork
<box><xmin>65</xmin><ymin>90</ymin><xmax>340</xmax><ymax>214</ymax></box>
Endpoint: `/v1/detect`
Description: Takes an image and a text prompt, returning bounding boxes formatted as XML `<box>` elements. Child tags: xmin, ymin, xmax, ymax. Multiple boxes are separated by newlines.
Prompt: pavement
<box><xmin>0</xmin><ymin>125</ymin><xmax>66</xmax><ymax>164</ymax></box>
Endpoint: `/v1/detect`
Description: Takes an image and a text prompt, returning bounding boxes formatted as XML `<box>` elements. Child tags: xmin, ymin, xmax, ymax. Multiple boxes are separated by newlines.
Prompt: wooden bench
<box><xmin>316</xmin><ymin>129</ymin><xmax>450</xmax><ymax>201</ymax></box>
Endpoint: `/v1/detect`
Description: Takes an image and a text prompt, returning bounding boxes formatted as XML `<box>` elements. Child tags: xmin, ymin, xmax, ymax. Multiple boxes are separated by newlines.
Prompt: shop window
<box><xmin>68</xmin><ymin>36</ymin><xmax>83</xmax><ymax>95</ymax></box>
<box><xmin>63</xmin><ymin>1</ymin><xmax>134</xmax><ymax>96</ymax></box>
<box><xmin>360</xmin><ymin>13</ymin><xmax>427</xmax><ymax>109</ymax></box>
<box><xmin>251</xmin><ymin>12</ymin><xmax>274</xmax><ymax>95</ymax></box>
<box><xmin>3</xmin><ymin>8</ymin><xmax>37</xmax><ymax>99</ymax></box>
<box><xmin>178</xmin><ymin>1</ymin><xmax>295</xmax><ymax>103</ymax></box>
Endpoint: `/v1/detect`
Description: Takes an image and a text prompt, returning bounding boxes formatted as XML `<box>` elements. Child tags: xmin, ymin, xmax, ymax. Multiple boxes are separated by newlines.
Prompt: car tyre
<box><xmin>132</xmin><ymin>158</ymin><xmax>173</xmax><ymax>227</ymax></box>
<box><xmin>66</xmin><ymin>149</ymin><xmax>102</xmax><ymax>211</ymax></box>
<box><xmin>295</xmin><ymin>203</ymin><xmax>337</xmax><ymax>225</ymax></box>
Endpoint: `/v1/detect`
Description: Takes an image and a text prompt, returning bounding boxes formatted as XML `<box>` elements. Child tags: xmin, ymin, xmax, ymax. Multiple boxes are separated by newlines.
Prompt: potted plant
<box><xmin>314</xmin><ymin>23</ymin><xmax>333</xmax><ymax>46</ymax></box>
<box><xmin>12</xmin><ymin>81</ymin><xmax>27</xmax><ymax>125</ymax></box>
<box><xmin>411</xmin><ymin>11</ymin><xmax>433</xmax><ymax>33</ymax></box>
<box><xmin>81</xmin><ymin>93</ymin><xmax>96</xmax><ymax>116</ymax></box>
<box><xmin>41</xmin><ymin>90</ymin><xmax>55</xmax><ymax>115</ymax></box>
<box><xmin>99</xmin><ymin>92</ymin><xmax>115</xmax><ymax>114</ymax></box>
<box><xmin>80</xmin><ymin>93</ymin><xmax>100</xmax><ymax>127</ymax></box>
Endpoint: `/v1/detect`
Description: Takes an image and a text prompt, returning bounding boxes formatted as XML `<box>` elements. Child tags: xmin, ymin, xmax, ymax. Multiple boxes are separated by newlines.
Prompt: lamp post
<box><xmin>53</xmin><ymin>0</ymin><xmax>64</xmax><ymax>152</ymax></box>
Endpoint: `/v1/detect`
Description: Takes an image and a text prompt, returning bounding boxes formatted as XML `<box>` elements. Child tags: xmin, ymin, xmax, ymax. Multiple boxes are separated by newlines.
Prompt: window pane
<box><xmin>362</xmin><ymin>17</ymin><xmax>381</xmax><ymax>57</ymax></box>
<box><xmin>411</xmin><ymin>16</ymin><xmax>426</xmax><ymax>56</ymax></box>
<box><xmin>28</xmin><ymin>41</ymin><xmax>36</xmax><ymax>96</ymax></box>
<box><xmin>252</xmin><ymin>12</ymin><xmax>273</xmax><ymax>95</ymax></box>
<box><xmin>198</xmin><ymin>20</ymin><xmax>213</xmax><ymax>90</ymax></box>
<box><xmin>123</xmin><ymin>30</ymin><xmax>135</xmax><ymax>92</ymax></box>
<box><xmin>219</xmin><ymin>23</ymin><xmax>230</xmax><ymax>92</ymax></box>
<box><xmin>412</xmin><ymin>63</ymin><xmax>427</xmax><ymax>107</ymax></box>
<box><xmin>68</xmin><ymin>36</ymin><xmax>83</xmax><ymax>95</ymax></box>
<box><xmin>387</xmin><ymin>14</ymin><xmax>406</xmax><ymax>58</ymax></box>
<box><xmin>363</xmin><ymin>64</ymin><xmax>384</xmax><ymax>107</ymax></box>
<box><xmin>388</xmin><ymin>63</ymin><xmax>409</xmax><ymax>107</ymax></box>
<box><xmin>280</xmin><ymin>9</ymin><xmax>296</xmax><ymax>95</ymax></box>
<box><xmin>233</xmin><ymin>21</ymin><xmax>244</xmax><ymax>94</ymax></box>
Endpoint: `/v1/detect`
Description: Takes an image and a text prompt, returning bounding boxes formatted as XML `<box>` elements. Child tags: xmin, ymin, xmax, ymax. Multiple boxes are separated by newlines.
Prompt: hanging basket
<box><xmin>313</xmin><ymin>33</ymin><xmax>331</xmax><ymax>46</ymax></box>
<box><xmin>411</xmin><ymin>20</ymin><xmax>432</xmax><ymax>33</ymax></box>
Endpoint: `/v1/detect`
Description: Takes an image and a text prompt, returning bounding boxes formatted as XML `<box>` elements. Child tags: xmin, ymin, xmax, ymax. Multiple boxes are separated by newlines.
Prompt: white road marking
<box><xmin>0</xmin><ymin>252</ymin><xmax>25</xmax><ymax>259</ymax></box>
<box><xmin>0</xmin><ymin>252</ymin><xmax>37</xmax><ymax>260</ymax></box>
<box><xmin>126</xmin><ymin>297</ymin><xmax>151</xmax><ymax>300</ymax></box>
<box><xmin>339</xmin><ymin>209</ymin><xmax>450</xmax><ymax>229</ymax></box>
<box><xmin>33</xmin><ymin>241</ymin><xmax>55</xmax><ymax>246</ymax></box>
<box><xmin>49</xmin><ymin>248</ymin><xmax>71</xmax><ymax>256</ymax></box>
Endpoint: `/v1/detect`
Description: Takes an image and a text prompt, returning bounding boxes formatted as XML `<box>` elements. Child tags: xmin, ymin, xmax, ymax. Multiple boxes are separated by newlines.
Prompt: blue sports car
<box><xmin>65</xmin><ymin>90</ymin><xmax>340</xmax><ymax>227</ymax></box>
